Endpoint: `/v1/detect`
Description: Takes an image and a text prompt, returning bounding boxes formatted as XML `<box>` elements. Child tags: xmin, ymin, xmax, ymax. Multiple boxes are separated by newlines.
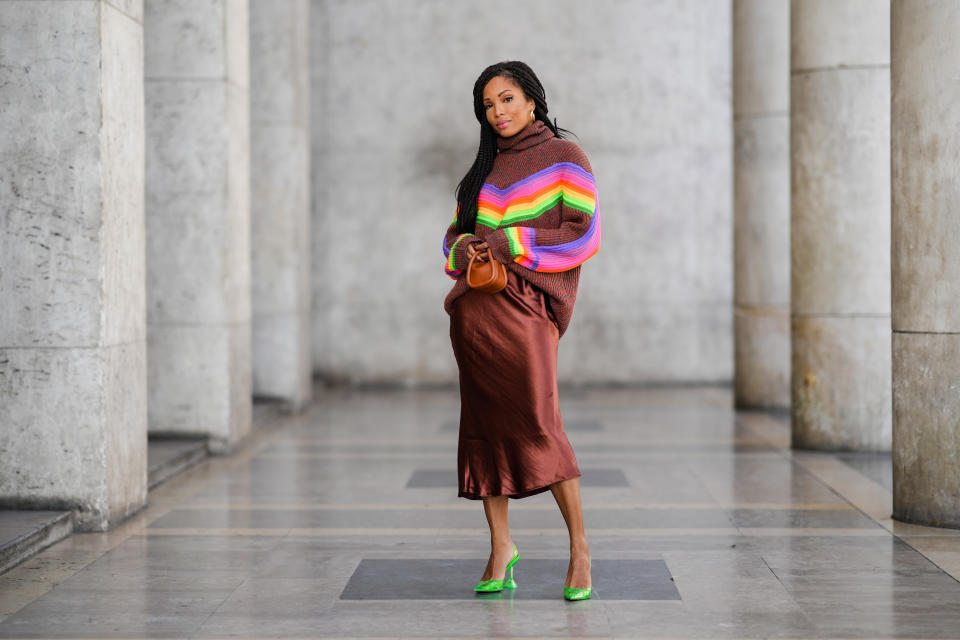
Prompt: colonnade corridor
<box><xmin>1</xmin><ymin>387</ymin><xmax>959</xmax><ymax>639</ymax></box>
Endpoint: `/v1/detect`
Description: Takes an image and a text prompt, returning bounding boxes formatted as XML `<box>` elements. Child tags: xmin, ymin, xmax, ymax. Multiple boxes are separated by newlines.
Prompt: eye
<box><xmin>484</xmin><ymin>103</ymin><xmax>492</xmax><ymax>110</ymax></box>
<box><xmin>504</xmin><ymin>96</ymin><xmax>512</xmax><ymax>102</ymax></box>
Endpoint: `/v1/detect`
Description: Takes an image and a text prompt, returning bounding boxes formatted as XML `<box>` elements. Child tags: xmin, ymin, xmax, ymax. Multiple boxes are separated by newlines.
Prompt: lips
<box><xmin>496</xmin><ymin>120</ymin><xmax>510</xmax><ymax>129</ymax></box>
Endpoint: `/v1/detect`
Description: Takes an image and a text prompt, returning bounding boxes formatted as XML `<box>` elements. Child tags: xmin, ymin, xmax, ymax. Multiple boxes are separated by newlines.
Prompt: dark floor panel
<box><xmin>339</xmin><ymin>558</ymin><xmax>679</xmax><ymax>600</ymax></box>
<box><xmin>406</xmin><ymin>467</ymin><xmax>629</xmax><ymax>488</ymax></box>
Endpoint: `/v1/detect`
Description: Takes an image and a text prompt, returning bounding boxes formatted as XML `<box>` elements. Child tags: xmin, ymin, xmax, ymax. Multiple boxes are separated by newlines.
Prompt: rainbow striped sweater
<box><xmin>442</xmin><ymin>120</ymin><xmax>601</xmax><ymax>337</ymax></box>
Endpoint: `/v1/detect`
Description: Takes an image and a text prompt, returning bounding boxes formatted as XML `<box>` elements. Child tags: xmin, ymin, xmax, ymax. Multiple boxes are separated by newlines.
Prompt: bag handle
<box><xmin>468</xmin><ymin>247</ymin><xmax>492</xmax><ymax>267</ymax></box>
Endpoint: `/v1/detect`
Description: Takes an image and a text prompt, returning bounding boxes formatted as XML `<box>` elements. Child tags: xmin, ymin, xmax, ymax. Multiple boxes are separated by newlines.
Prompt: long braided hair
<box><xmin>454</xmin><ymin>61</ymin><xmax>572</xmax><ymax>235</ymax></box>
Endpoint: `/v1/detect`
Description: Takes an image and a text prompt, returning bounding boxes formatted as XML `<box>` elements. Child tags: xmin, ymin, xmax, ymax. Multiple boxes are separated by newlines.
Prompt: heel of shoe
<box><xmin>475</xmin><ymin>544</ymin><xmax>520</xmax><ymax>592</ymax></box>
<box><xmin>504</xmin><ymin>564</ymin><xmax>518</xmax><ymax>589</ymax></box>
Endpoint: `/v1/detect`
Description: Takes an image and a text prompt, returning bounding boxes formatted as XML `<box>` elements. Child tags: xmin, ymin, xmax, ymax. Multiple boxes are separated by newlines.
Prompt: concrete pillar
<box><xmin>0</xmin><ymin>1</ymin><xmax>147</xmax><ymax>530</ymax></box>
<box><xmin>144</xmin><ymin>0</ymin><xmax>251</xmax><ymax>452</ymax></box>
<box><xmin>249</xmin><ymin>0</ymin><xmax>312</xmax><ymax>411</ymax></box>
<box><xmin>733</xmin><ymin>0</ymin><xmax>790</xmax><ymax>409</ymax></box>
<box><xmin>891</xmin><ymin>1</ymin><xmax>960</xmax><ymax>528</ymax></box>
<box><xmin>309</xmin><ymin>0</ymin><xmax>328</xmax><ymax>379</ymax></box>
<box><xmin>789</xmin><ymin>0</ymin><xmax>891</xmax><ymax>450</ymax></box>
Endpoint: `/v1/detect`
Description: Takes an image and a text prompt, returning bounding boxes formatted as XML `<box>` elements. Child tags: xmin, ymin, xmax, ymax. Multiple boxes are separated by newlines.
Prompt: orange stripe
<box><xmin>478</xmin><ymin>180</ymin><xmax>594</xmax><ymax>216</ymax></box>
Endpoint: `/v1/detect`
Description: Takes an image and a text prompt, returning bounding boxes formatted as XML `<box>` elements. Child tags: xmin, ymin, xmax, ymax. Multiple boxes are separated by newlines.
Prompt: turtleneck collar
<box><xmin>496</xmin><ymin>120</ymin><xmax>554</xmax><ymax>154</ymax></box>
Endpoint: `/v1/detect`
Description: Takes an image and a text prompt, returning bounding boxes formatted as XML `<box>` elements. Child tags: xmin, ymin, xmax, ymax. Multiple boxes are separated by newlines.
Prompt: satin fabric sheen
<box><xmin>450</xmin><ymin>270</ymin><xmax>582</xmax><ymax>499</ymax></box>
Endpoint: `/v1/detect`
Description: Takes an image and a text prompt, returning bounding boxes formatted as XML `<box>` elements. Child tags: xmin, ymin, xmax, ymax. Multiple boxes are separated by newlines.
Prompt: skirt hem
<box><xmin>457</xmin><ymin>471</ymin><xmax>582</xmax><ymax>501</ymax></box>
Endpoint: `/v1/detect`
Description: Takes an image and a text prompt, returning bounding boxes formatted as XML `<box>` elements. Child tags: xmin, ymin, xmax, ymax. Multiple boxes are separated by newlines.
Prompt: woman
<box><xmin>442</xmin><ymin>61</ymin><xmax>601</xmax><ymax>600</ymax></box>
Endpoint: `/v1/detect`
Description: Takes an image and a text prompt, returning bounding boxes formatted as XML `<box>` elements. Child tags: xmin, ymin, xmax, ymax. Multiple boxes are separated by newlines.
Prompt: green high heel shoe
<box><xmin>563</xmin><ymin>555</ymin><xmax>592</xmax><ymax>601</ymax></box>
<box><xmin>474</xmin><ymin>544</ymin><xmax>519</xmax><ymax>592</ymax></box>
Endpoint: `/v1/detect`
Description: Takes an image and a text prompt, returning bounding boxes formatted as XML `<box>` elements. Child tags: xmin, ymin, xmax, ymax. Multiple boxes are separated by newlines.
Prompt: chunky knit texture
<box><xmin>443</xmin><ymin>121</ymin><xmax>601</xmax><ymax>337</ymax></box>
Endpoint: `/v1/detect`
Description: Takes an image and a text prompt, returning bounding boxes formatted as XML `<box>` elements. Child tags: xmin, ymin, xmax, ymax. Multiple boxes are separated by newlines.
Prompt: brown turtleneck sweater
<box><xmin>442</xmin><ymin>121</ymin><xmax>601</xmax><ymax>337</ymax></box>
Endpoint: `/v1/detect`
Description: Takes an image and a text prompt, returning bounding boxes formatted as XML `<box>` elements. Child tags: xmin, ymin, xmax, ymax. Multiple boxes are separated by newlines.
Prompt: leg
<box><xmin>480</xmin><ymin>495</ymin><xmax>516</xmax><ymax>581</ymax></box>
<box><xmin>550</xmin><ymin>476</ymin><xmax>591</xmax><ymax>588</ymax></box>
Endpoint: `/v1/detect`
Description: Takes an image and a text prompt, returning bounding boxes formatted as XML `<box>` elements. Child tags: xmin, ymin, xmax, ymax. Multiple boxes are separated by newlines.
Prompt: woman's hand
<box><xmin>466</xmin><ymin>241</ymin><xmax>489</xmax><ymax>262</ymax></box>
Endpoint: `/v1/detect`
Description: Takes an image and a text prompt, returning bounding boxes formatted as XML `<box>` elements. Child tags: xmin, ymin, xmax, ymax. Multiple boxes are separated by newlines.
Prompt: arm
<box><xmin>442</xmin><ymin>211</ymin><xmax>478</xmax><ymax>279</ymax></box>
<box><xmin>486</xmin><ymin>151</ymin><xmax>601</xmax><ymax>273</ymax></box>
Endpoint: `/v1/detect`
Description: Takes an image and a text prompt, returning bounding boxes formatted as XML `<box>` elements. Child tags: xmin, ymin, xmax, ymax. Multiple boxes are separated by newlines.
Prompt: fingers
<box><xmin>466</xmin><ymin>241</ymin><xmax>488</xmax><ymax>260</ymax></box>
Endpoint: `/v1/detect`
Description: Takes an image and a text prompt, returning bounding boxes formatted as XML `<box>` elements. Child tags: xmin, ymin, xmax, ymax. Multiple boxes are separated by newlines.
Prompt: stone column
<box><xmin>250</xmin><ymin>0</ymin><xmax>312</xmax><ymax>411</ymax></box>
<box><xmin>309</xmin><ymin>0</ymin><xmax>328</xmax><ymax>378</ymax></box>
<box><xmin>891</xmin><ymin>1</ymin><xmax>960</xmax><ymax>528</ymax></box>
<box><xmin>0</xmin><ymin>1</ymin><xmax>147</xmax><ymax>530</ymax></box>
<box><xmin>733</xmin><ymin>0</ymin><xmax>790</xmax><ymax>409</ymax></box>
<box><xmin>790</xmin><ymin>0</ymin><xmax>891</xmax><ymax>450</ymax></box>
<box><xmin>144</xmin><ymin>0</ymin><xmax>251</xmax><ymax>452</ymax></box>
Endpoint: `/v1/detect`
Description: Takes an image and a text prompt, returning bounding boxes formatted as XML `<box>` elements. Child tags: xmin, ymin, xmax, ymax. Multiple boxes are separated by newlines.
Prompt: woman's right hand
<box><xmin>466</xmin><ymin>241</ymin><xmax>489</xmax><ymax>261</ymax></box>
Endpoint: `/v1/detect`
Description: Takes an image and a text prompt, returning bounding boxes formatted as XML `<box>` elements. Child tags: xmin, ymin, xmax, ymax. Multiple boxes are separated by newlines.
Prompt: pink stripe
<box><xmin>478</xmin><ymin>168</ymin><xmax>595</xmax><ymax>206</ymax></box>
<box><xmin>479</xmin><ymin>172</ymin><xmax>594</xmax><ymax>203</ymax></box>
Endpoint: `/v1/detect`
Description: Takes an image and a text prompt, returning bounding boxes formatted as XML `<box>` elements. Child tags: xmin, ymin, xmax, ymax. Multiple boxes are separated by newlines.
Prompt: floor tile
<box><xmin>4</xmin><ymin>388</ymin><xmax>960</xmax><ymax>639</ymax></box>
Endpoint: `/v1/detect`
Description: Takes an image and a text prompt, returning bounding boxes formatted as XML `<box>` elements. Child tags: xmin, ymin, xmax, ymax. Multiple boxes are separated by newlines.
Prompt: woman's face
<box><xmin>482</xmin><ymin>76</ymin><xmax>536</xmax><ymax>138</ymax></box>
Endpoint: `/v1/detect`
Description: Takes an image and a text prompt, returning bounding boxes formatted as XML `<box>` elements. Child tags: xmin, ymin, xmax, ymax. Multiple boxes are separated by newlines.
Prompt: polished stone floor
<box><xmin>2</xmin><ymin>387</ymin><xmax>960</xmax><ymax>639</ymax></box>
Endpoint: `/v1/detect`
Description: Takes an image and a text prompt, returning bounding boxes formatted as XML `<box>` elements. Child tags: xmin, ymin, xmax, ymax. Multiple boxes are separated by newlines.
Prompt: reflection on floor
<box><xmin>1</xmin><ymin>387</ymin><xmax>959</xmax><ymax>639</ymax></box>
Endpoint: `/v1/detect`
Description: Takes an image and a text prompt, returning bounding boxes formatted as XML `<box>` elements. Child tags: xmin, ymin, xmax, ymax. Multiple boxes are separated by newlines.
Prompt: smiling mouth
<box><xmin>496</xmin><ymin>120</ymin><xmax>510</xmax><ymax>129</ymax></box>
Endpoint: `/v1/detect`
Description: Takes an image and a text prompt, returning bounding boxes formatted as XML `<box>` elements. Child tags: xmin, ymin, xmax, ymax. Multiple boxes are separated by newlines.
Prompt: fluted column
<box><xmin>790</xmin><ymin>0</ymin><xmax>891</xmax><ymax>450</ymax></box>
<box><xmin>250</xmin><ymin>0</ymin><xmax>312</xmax><ymax>411</ymax></box>
<box><xmin>144</xmin><ymin>0</ymin><xmax>251</xmax><ymax>452</ymax></box>
<box><xmin>733</xmin><ymin>0</ymin><xmax>790</xmax><ymax>409</ymax></box>
<box><xmin>891</xmin><ymin>0</ymin><xmax>960</xmax><ymax>528</ymax></box>
<box><xmin>0</xmin><ymin>1</ymin><xmax>147</xmax><ymax>530</ymax></box>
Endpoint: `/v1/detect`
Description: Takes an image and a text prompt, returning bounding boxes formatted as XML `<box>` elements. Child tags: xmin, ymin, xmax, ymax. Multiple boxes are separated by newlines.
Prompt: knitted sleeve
<box><xmin>486</xmin><ymin>146</ymin><xmax>601</xmax><ymax>273</ymax></box>
<box><xmin>442</xmin><ymin>210</ymin><xmax>477</xmax><ymax>279</ymax></box>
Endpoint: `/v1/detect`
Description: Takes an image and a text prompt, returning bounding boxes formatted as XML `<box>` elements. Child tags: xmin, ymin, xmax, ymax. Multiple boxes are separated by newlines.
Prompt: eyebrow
<box><xmin>483</xmin><ymin>90</ymin><xmax>514</xmax><ymax>103</ymax></box>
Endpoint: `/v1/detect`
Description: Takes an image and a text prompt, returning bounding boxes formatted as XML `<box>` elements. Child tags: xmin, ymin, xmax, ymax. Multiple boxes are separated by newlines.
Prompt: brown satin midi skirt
<box><xmin>450</xmin><ymin>269</ymin><xmax>581</xmax><ymax>500</ymax></box>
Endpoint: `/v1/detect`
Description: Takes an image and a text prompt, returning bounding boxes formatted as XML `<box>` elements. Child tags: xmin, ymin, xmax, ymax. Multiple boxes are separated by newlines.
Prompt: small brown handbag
<box><xmin>466</xmin><ymin>248</ymin><xmax>507</xmax><ymax>293</ymax></box>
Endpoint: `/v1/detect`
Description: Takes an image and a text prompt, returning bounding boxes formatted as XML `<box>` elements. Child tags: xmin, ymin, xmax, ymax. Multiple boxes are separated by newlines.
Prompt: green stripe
<box><xmin>562</xmin><ymin>194</ymin><xmax>595</xmax><ymax>214</ymax></box>
<box><xmin>447</xmin><ymin>234</ymin><xmax>474</xmax><ymax>270</ymax></box>
<box><xmin>506</xmin><ymin>228</ymin><xmax>524</xmax><ymax>257</ymax></box>
<box><xmin>477</xmin><ymin>187</ymin><xmax>596</xmax><ymax>230</ymax></box>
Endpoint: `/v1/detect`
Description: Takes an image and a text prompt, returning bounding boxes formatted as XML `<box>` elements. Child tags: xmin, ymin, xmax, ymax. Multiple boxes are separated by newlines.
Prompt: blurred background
<box><xmin>309</xmin><ymin>1</ymin><xmax>732</xmax><ymax>385</ymax></box>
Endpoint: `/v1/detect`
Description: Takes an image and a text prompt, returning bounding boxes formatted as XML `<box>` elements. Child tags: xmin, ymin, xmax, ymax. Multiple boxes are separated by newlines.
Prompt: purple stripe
<box><xmin>480</xmin><ymin>162</ymin><xmax>594</xmax><ymax>197</ymax></box>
